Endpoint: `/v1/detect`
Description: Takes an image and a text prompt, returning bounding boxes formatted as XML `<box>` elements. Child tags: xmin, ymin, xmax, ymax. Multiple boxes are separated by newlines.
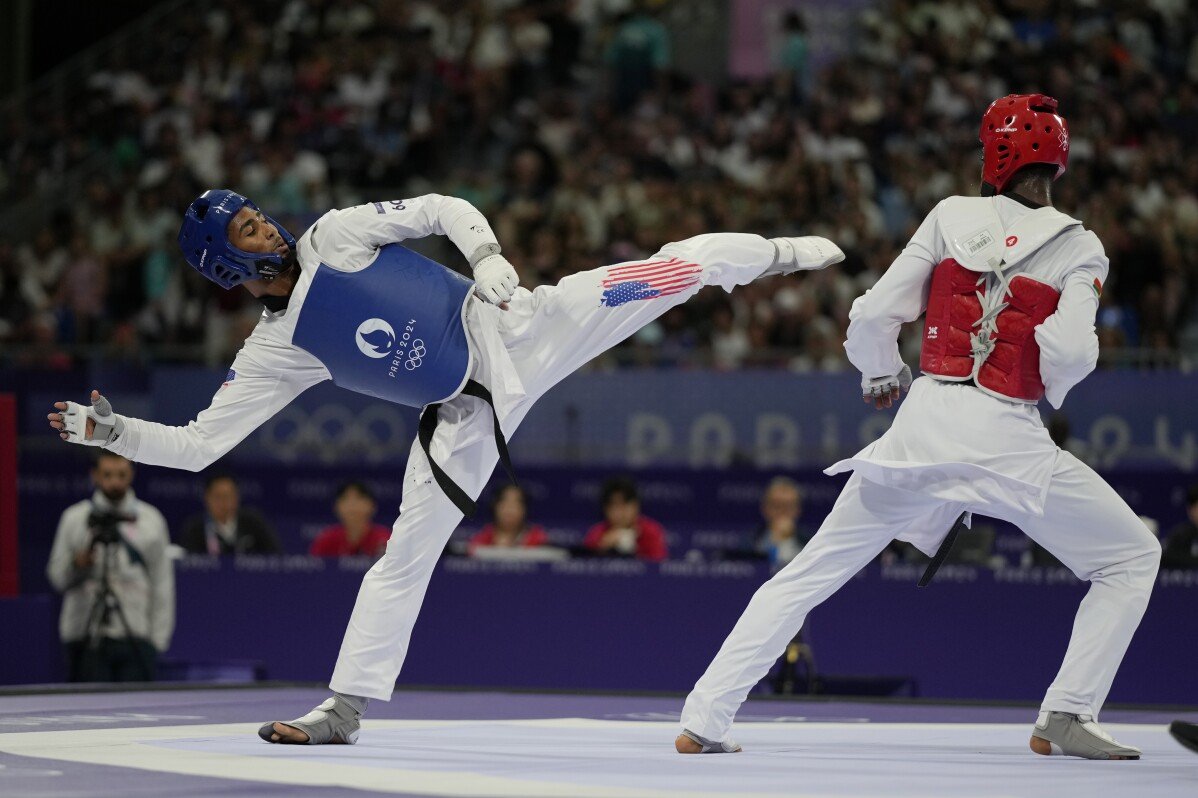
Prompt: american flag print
<box><xmin>599</xmin><ymin>257</ymin><xmax>702</xmax><ymax>307</ymax></box>
<box><xmin>221</xmin><ymin>369</ymin><xmax>236</xmax><ymax>388</ymax></box>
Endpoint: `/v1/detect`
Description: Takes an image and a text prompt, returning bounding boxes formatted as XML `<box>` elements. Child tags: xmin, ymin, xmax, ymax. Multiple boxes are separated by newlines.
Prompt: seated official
<box><xmin>583</xmin><ymin>476</ymin><xmax>668</xmax><ymax>562</ymax></box>
<box><xmin>179</xmin><ymin>473</ymin><xmax>281</xmax><ymax>555</ymax></box>
<box><xmin>1162</xmin><ymin>485</ymin><xmax>1198</xmax><ymax>569</ymax></box>
<box><xmin>755</xmin><ymin>477</ymin><xmax>807</xmax><ymax>568</ymax></box>
<box><xmin>310</xmin><ymin>481</ymin><xmax>392</xmax><ymax>558</ymax></box>
<box><xmin>468</xmin><ymin>484</ymin><xmax>547</xmax><ymax>556</ymax></box>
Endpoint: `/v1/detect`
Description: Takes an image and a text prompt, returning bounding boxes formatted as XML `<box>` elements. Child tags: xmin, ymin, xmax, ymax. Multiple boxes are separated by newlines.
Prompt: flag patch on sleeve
<box><xmin>222</xmin><ymin>369</ymin><xmax>236</xmax><ymax>387</ymax></box>
<box><xmin>1091</xmin><ymin>278</ymin><xmax>1103</xmax><ymax>298</ymax></box>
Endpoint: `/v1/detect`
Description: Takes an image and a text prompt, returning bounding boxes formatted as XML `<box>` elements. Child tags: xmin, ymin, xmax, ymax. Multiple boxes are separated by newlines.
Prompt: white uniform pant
<box><xmin>679</xmin><ymin>451</ymin><xmax>1161</xmax><ymax>741</ymax></box>
<box><xmin>329</xmin><ymin>233</ymin><xmax>777</xmax><ymax>701</ymax></box>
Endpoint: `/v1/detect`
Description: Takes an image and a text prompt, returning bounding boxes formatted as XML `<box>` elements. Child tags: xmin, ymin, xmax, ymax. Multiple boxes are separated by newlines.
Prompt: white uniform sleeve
<box><xmin>844</xmin><ymin>204</ymin><xmax>945</xmax><ymax>380</ymax></box>
<box><xmin>1035</xmin><ymin>245</ymin><xmax>1108</xmax><ymax>409</ymax></box>
<box><xmin>106</xmin><ymin>345</ymin><xmax>325</xmax><ymax>472</ymax></box>
<box><xmin>310</xmin><ymin>194</ymin><xmax>500</xmax><ymax>272</ymax></box>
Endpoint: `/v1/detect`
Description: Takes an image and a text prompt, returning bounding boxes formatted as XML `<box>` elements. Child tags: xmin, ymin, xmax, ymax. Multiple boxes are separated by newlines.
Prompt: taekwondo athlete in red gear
<box><xmin>47</xmin><ymin>188</ymin><xmax>845</xmax><ymax>746</ymax></box>
<box><xmin>676</xmin><ymin>95</ymin><xmax>1161</xmax><ymax>760</ymax></box>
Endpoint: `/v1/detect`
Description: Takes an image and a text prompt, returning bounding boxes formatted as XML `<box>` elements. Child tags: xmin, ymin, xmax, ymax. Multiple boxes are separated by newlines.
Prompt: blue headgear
<box><xmin>177</xmin><ymin>189</ymin><xmax>297</xmax><ymax>289</ymax></box>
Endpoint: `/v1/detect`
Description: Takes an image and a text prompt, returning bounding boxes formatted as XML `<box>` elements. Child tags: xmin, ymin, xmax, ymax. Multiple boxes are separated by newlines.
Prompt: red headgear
<box><xmin>979</xmin><ymin>94</ymin><xmax>1069</xmax><ymax>196</ymax></box>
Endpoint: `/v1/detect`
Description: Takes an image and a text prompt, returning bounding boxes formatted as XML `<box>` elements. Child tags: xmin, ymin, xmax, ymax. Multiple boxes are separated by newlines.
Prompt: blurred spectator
<box><xmin>0</xmin><ymin>243</ymin><xmax>30</xmax><ymax>341</ymax></box>
<box><xmin>15</xmin><ymin>226</ymin><xmax>69</xmax><ymax>312</ymax></box>
<box><xmin>584</xmin><ymin>476</ymin><xmax>668</xmax><ymax>561</ymax></box>
<box><xmin>774</xmin><ymin>11</ymin><xmax>810</xmax><ymax>104</ymax></box>
<box><xmin>468</xmin><ymin>484</ymin><xmax>547</xmax><ymax>556</ymax></box>
<box><xmin>309</xmin><ymin>481</ymin><xmax>391</xmax><ymax>558</ymax></box>
<box><xmin>605</xmin><ymin>3</ymin><xmax>672</xmax><ymax>110</ymax></box>
<box><xmin>1</xmin><ymin>0</ymin><xmax>1197</xmax><ymax>369</ymax></box>
<box><xmin>1162</xmin><ymin>486</ymin><xmax>1198</xmax><ymax>569</ymax></box>
<box><xmin>756</xmin><ymin>477</ymin><xmax>806</xmax><ymax>568</ymax></box>
<box><xmin>46</xmin><ymin>452</ymin><xmax>174</xmax><ymax>682</ymax></box>
<box><xmin>179</xmin><ymin>473</ymin><xmax>281</xmax><ymax>554</ymax></box>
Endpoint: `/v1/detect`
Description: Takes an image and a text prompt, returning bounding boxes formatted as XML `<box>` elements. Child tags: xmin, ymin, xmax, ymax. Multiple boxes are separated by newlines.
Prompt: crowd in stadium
<box><xmin>2</xmin><ymin>0</ymin><xmax>1198</xmax><ymax>370</ymax></box>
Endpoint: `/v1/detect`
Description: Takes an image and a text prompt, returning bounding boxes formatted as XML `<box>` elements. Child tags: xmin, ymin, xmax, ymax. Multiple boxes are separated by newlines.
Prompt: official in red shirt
<box><xmin>310</xmin><ymin>481</ymin><xmax>391</xmax><ymax>558</ymax></box>
<box><xmin>583</xmin><ymin>476</ymin><xmax>668</xmax><ymax>561</ymax></box>
<box><xmin>468</xmin><ymin>484</ymin><xmax>548</xmax><ymax>555</ymax></box>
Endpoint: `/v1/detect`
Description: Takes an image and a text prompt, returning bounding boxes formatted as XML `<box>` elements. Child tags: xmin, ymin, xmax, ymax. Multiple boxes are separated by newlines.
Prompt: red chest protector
<box><xmin>920</xmin><ymin>259</ymin><xmax>1061</xmax><ymax>402</ymax></box>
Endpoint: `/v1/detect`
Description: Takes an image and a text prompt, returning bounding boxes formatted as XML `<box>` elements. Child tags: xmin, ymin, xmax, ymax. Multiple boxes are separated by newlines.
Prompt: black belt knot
<box><xmin>417</xmin><ymin>379</ymin><xmax>517</xmax><ymax>517</ymax></box>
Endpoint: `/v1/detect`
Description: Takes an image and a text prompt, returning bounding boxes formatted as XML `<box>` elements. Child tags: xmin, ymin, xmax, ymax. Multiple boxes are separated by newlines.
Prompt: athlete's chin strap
<box><xmin>417</xmin><ymin>380</ymin><xmax>517</xmax><ymax>518</ymax></box>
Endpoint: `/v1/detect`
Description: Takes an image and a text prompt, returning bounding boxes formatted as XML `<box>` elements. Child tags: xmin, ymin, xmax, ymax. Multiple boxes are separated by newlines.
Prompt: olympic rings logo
<box><xmin>256</xmin><ymin>401</ymin><xmax>414</xmax><ymax>463</ymax></box>
<box><xmin>404</xmin><ymin>340</ymin><xmax>426</xmax><ymax>370</ymax></box>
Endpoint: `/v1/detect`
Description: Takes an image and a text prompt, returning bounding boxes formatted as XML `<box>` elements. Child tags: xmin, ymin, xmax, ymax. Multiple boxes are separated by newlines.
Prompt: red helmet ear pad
<box><xmin>979</xmin><ymin>94</ymin><xmax>1069</xmax><ymax>195</ymax></box>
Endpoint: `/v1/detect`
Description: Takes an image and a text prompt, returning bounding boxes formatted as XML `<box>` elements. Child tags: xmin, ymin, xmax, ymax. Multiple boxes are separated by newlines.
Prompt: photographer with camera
<box><xmin>46</xmin><ymin>451</ymin><xmax>175</xmax><ymax>682</ymax></box>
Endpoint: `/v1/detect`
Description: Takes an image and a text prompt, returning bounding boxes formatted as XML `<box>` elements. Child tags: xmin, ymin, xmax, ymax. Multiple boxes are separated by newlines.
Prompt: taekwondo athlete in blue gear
<box><xmin>48</xmin><ymin>187</ymin><xmax>846</xmax><ymax>746</ymax></box>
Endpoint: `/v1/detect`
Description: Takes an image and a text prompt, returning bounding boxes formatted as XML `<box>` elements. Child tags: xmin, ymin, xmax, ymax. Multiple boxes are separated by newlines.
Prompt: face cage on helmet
<box><xmin>184</xmin><ymin>205</ymin><xmax>296</xmax><ymax>289</ymax></box>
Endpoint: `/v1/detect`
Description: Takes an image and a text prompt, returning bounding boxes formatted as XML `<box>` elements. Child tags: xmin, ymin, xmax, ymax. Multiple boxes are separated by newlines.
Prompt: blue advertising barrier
<box><xmin>15</xmin><ymin>458</ymin><xmax>1196</xmax><ymax>596</ymax></box>
<box><xmin>12</xmin><ymin>366</ymin><xmax>1198</xmax><ymax>468</ymax></box>
<box><xmin>6</xmin><ymin>558</ymin><xmax>1197</xmax><ymax>705</ymax></box>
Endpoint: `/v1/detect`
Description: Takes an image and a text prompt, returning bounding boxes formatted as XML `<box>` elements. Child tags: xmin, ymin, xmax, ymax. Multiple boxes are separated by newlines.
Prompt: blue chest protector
<box><xmin>292</xmin><ymin>244</ymin><xmax>474</xmax><ymax>408</ymax></box>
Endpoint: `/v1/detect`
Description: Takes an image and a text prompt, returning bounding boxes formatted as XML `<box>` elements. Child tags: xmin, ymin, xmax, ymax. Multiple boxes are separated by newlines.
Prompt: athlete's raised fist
<box><xmin>473</xmin><ymin>253</ymin><xmax>520</xmax><ymax>309</ymax></box>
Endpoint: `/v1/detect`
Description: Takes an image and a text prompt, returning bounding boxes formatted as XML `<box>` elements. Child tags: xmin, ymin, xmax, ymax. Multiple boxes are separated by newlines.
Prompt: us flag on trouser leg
<box><xmin>599</xmin><ymin>257</ymin><xmax>703</xmax><ymax>307</ymax></box>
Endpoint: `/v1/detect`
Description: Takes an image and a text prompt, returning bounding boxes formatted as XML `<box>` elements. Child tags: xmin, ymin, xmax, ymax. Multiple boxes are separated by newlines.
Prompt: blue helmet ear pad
<box><xmin>178</xmin><ymin>189</ymin><xmax>298</xmax><ymax>290</ymax></box>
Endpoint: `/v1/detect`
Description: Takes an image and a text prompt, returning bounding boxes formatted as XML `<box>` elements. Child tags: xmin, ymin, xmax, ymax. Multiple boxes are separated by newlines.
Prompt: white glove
<box><xmin>472</xmin><ymin>253</ymin><xmax>519</xmax><ymax>306</ymax></box>
<box><xmin>862</xmin><ymin>364</ymin><xmax>912</xmax><ymax>409</ymax></box>
<box><xmin>60</xmin><ymin>393</ymin><xmax>125</xmax><ymax>447</ymax></box>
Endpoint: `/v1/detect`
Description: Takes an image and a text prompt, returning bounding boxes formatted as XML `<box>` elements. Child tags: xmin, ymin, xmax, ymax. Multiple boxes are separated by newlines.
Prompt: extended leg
<box><xmin>677</xmin><ymin>474</ymin><xmax>962</xmax><ymax>748</ymax></box>
<box><xmin>996</xmin><ymin>452</ymin><xmax>1160</xmax><ymax>758</ymax></box>
<box><xmin>501</xmin><ymin>233</ymin><xmax>840</xmax><ymax>395</ymax></box>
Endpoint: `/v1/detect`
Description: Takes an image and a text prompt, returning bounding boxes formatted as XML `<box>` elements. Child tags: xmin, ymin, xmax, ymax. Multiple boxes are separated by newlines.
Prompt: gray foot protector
<box><xmin>258</xmin><ymin>696</ymin><xmax>363</xmax><ymax>745</ymax></box>
<box><xmin>1031</xmin><ymin>711</ymin><xmax>1141</xmax><ymax>760</ymax></box>
<box><xmin>680</xmin><ymin>728</ymin><xmax>742</xmax><ymax>753</ymax></box>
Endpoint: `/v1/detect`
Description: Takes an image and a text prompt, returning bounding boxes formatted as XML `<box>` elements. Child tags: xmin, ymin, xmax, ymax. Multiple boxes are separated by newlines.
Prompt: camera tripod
<box><xmin>80</xmin><ymin>532</ymin><xmax>154</xmax><ymax>682</ymax></box>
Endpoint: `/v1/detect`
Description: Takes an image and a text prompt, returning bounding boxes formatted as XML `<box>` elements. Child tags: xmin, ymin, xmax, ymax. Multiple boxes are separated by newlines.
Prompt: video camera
<box><xmin>87</xmin><ymin>509</ymin><xmax>132</xmax><ymax>546</ymax></box>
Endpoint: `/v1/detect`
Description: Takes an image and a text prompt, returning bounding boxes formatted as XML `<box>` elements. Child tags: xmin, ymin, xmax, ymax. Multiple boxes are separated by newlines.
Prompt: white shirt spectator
<box><xmin>46</xmin><ymin>488</ymin><xmax>175</xmax><ymax>653</ymax></box>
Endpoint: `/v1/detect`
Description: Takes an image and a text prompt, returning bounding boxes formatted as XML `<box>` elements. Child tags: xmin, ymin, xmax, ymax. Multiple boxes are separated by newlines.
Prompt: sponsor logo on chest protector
<box><xmin>354</xmin><ymin>317</ymin><xmax>421</xmax><ymax>375</ymax></box>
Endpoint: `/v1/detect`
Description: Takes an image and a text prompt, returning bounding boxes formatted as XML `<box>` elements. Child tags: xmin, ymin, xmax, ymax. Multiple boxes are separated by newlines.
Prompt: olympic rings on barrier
<box><xmin>257</xmin><ymin>402</ymin><xmax>413</xmax><ymax>463</ymax></box>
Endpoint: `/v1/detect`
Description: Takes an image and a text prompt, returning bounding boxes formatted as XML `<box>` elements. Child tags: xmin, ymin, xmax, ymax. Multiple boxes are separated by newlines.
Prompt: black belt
<box><xmin>917</xmin><ymin>511</ymin><xmax>969</xmax><ymax>587</ymax></box>
<box><xmin>417</xmin><ymin>379</ymin><xmax>517</xmax><ymax>518</ymax></box>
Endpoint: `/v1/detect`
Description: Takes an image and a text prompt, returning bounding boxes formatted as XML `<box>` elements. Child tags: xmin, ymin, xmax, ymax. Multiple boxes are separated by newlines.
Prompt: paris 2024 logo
<box><xmin>355</xmin><ymin>318</ymin><xmax>424</xmax><ymax>372</ymax></box>
<box><xmin>355</xmin><ymin>318</ymin><xmax>395</xmax><ymax>359</ymax></box>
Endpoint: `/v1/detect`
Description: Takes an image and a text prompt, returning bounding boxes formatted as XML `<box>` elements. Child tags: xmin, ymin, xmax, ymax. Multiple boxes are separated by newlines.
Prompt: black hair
<box><xmin>491</xmin><ymin>483</ymin><xmax>526</xmax><ymax>508</ymax></box>
<box><xmin>1006</xmin><ymin>163</ymin><xmax>1057</xmax><ymax>194</ymax></box>
<box><xmin>336</xmin><ymin>480</ymin><xmax>376</xmax><ymax>503</ymax></box>
<box><xmin>203</xmin><ymin>472</ymin><xmax>237</xmax><ymax>492</ymax></box>
<box><xmin>91</xmin><ymin>450</ymin><xmax>129</xmax><ymax>469</ymax></box>
<box><xmin>784</xmin><ymin>11</ymin><xmax>807</xmax><ymax>33</ymax></box>
<box><xmin>601</xmin><ymin>476</ymin><xmax>640</xmax><ymax>507</ymax></box>
<box><xmin>1187</xmin><ymin>484</ymin><xmax>1198</xmax><ymax>508</ymax></box>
